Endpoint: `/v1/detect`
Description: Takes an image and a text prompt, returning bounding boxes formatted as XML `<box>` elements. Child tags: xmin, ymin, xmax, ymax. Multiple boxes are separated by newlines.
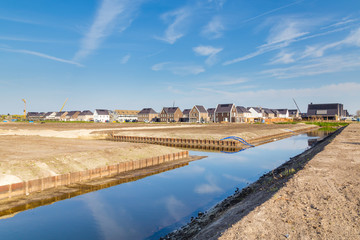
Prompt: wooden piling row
<box><xmin>0</xmin><ymin>151</ymin><xmax>189</xmax><ymax>200</ymax></box>
<box><xmin>111</xmin><ymin>135</ymin><xmax>241</xmax><ymax>148</ymax></box>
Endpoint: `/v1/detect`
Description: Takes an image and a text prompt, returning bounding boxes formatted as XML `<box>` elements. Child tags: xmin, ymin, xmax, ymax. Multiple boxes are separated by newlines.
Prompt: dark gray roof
<box><xmin>207</xmin><ymin>108</ymin><xmax>215</xmax><ymax>114</ymax></box>
<box><xmin>27</xmin><ymin>112</ymin><xmax>40</xmax><ymax>116</ymax></box>
<box><xmin>55</xmin><ymin>111</ymin><xmax>66</xmax><ymax>117</ymax></box>
<box><xmin>263</xmin><ymin>108</ymin><xmax>274</xmax><ymax>114</ymax></box>
<box><xmin>79</xmin><ymin>110</ymin><xmax>93</xmax><ymax>116</ymax></box>
<box><xmin>236</xmin><ymin>106</ymin><xmax>251</xmax><ymax>113</ymax></box>
<box><xmin>95</xmin><ymin>109</ymin><xmax>110</xmax><ymax>115</ymax></box>
<box><xmin>288</xmin><ymin>109</ymin><xmax>298</xmax><ymax>115</ymax></box>
<box><xmin>183</xmin><ymin>109</ymin><xmax>191</xmax><ymax>115</ymax></box>
<box><xmin>139</xmin><ymin>108</ymin><xmax>157</xmax><ymax>114</ymax></box>
<box><xmin>307</xmin><ymin>103</ymin><xmax>343</xmax><ymax>116</ymax></box>
<box><xmin>216</xmin><ymin>104</ymin><xmax>234</xmax><ymax>113</ymax></box>
<box><xmin>195</xmin><ymin>105</ymin><xmax>207</xmax><ymax>113</ymax></box>
<box><xmin>248</xmin><ymin>107</ymin><xmax>262</xmax><ymax>113</ymax></box>
<box><xmin>163</xmin><ymin>107</ymin><xmax>180</xmax><ymax>114</ymax></box>
<box><xmin>66</xmin><ymin>111</ymin><xmax>80</xmax><ymax>117</ymax></box>
<box><xmin>44</xmin><ymin>112</ymin><xmax>54</xmax><ymax>117</ymax></box>
<box><xmin>276</xmin><ymin>109</ymin><xmax>288</xmax><ymax>114</ymax></box>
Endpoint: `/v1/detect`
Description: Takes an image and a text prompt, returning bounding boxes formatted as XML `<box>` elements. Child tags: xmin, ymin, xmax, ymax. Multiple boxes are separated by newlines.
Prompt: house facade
<box><xmin>77</xmin><ymin>110</ymin><xmax>93</xmax><ymax>121</ymax></box>
<box><xmin>115</xmin><ymin>110</ymin><xmax>139</xmax><ymax>122</ymax></box>
<box><xmin>65</xmin><ymin>111</ymin><xmax>81</xmax><ymax>121</ymax></box>
<box><xmin>307</xmin><ymin>103</ymin><xmax>344</xmax><ymax>120</ymax></box>
<box><xmin>160</xmin><ymin>107</ymin><xmax>183</xmax><ymax>122</ymax></box>
<box><xmin>54</xmin><ymin>111</ymin><xmax>68</xmax><ymax>121</ymax></box>
<box><xmin>138</xmin><ymin>108</ymin><xmax>158</xmax><ymax>122</ymax></box>
<box><xmin>215</xmin><ymin>104</ymin><xmax>238</xmax><ymax>123</ymax></box>
<box><xmin>288</xmin><ymin>109</ymin><xmax>300</xmax><ymax>119</ymax></box>
<box><xmin>94</xmin><ymin>109</ymin><xmax>110</xmax><ymax>122</ymax></box>
<box><xmin>207</xmin><ymin>108</ymin><xmax>216</xmax><ymax>122</ymax></box>
<box><xmin>276</xmin><ymin>109</ymin><xmax>289</xmax><ymax>118</ymax></box>
<box><xmin>189</xmin><ymin>105</ymin><xmax>209</xmax><ymax>123</ymax></box>
<box><xmin>44</xmin><ymin>112</ymin><xmax>56</xmax><ymax>120</ymax></box>
<box><xmin>236</xmin><ymin>106</ymin><xmax>251</xmax><ymax>122</ymax></box>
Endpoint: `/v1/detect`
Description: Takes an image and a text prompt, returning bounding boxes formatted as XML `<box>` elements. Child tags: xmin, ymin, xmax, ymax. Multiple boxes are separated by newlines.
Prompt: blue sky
<box><xmin>1</xmin><ymin>0</ymin><xmax>359</xmax><ymax>114</ymax></box>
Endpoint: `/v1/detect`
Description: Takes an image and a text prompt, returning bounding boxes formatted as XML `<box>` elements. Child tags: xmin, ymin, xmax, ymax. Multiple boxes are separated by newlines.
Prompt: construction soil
<box><xmin>165</xmin><ymin>123</ymin><xmax>360</xmax><ymax>240</ymax></box>
<box><xmin>0</xmin><ymin>122</ymin><xmax>315</xmax><ymax>186</ymax></box>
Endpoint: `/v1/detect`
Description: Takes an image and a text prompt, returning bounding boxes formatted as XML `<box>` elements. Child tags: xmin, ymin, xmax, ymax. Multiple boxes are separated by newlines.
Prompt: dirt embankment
<box><xmin>0</xmin><ymin>136</ymin><xmax>180</xmax><ymax>185</ymax></box>
<box><xmin>165</xmin><ymin>124</ymin><xmax>360</xmax><ymax>240</ymax></box>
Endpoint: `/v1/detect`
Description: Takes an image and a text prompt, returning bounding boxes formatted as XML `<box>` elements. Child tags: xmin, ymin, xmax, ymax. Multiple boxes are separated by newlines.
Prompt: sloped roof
<box><xmin>216</xmin><ymin>104</ymin><xmax>234</xmax><ymax>113</ymax></box>
<box><xmin>79</xmin><ymin>110</ymin><xmax>93</xmax><ymax>116</ymax></box>
<box><xmin>139</xmin><ymin>108</ymin><xmax>157</xmax><ymax>114</ymax></box>
<box><xmin>276</xmin><ymin>109</ymin><xmax>288</xmax><ymax>114</ymax></box>
<box><xmin>55</xmin><ymin>111</ymin><xmax>67</xmax><ymax>117</ymax></box>
<box><xmin>44</xmin><ymin>112</ymin><xmax>54</xmax><ymax>117</ymax></box>
<box><xmin>66</xmin><ymin>111</ymin><xmax>80</xmax><ymax>117</ymax></box>
<box><xmin>95</xmin><ymin>109</ymin><xmax>110</xmax><ymax>115</ymax></box>
<box><xmin>195</xmin><ymin>105</ymin><xmax>207</xmax><ymax>113</ymax></box>
<box><xmin>307</xmin><ymin>103</ymin><xmax>343</xmax><ymax>116</ymax></box>
<box><xmin>183</xmin><ymin>109</ymin><xmax>191</xmax><ymax>115</ymax></box>
<box><xmin>207</xmin><ymin>108</ymin><xmax>215</xmax><ymax>114</ymax></box>
<box><xmin>163</xmin><ymin>107</ymin><xmax>180</xmax><ymax>114</ymax></box>
<box><xmin>115</xmin><ymin>110</ymin><xmax>139</xmax><ymax>115</ymax></box>
<box><xmin>27</xmin><ymin>112</ymin><xmax>40</xmax><ymax>116</ymax></box>
<box><xmin>236</xmin><ymin>106</ymin><xmax>251</xmax><ymax>113</ymax></box>
<box><xmin>248</xmin><ymin>107</ymin><xmax>262</xmax><ymax>113</ymax></box>
<box><xmin>288</xmin><ymin>109</ymin><xmax>298</xmax><ymax>115</ymax></box>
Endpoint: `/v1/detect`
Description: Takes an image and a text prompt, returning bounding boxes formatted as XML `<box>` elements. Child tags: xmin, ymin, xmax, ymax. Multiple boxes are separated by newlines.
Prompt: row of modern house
<box><xmin>26</xmin><ymin>103</ymin><xmax>349</xmax><ymax>123</ymax></box>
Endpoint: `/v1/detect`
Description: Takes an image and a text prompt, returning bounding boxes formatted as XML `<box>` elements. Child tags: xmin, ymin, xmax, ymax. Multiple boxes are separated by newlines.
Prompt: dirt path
<box><xmin>189</xmin><ymin>124</ymin><xmax>360</xmax><ymax>240</ymax></box>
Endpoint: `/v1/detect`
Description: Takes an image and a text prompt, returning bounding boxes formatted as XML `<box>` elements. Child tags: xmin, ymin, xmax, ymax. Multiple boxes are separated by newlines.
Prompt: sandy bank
<box><xmin>0</xmin><ymin>135</ymin><xmax>180</xmax><ymax>185</ymax></box>
<box><xmin>166</xmin><ymin>124</ymin><xmax>360</xmax><ymax>239</ymax></box>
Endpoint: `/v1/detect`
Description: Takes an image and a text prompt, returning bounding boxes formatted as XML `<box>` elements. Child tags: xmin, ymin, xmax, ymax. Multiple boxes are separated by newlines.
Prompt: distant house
<box><xmin>236</xmin><ymin>106</ymin><xmax>251</xmax><ymax>122</ymax></box>
<box><xmin>77</xmin><ymin>110</ymin><xmax>93</xmax><ymax>122</ymax></box>
<box><xmin>65</xmin><ymin>111</ymin><xmax>81</xmax><ymax>121</ymax></box>
<box><xmin>207</xmin><ymin>108</ymin><xmax>216</xmax><ymax>122</ymax></box>
<box><xmin>248</xmin><ymin>107</ymin><xmax>263</xmax><ymax>118</ymax></box>
<box><xmin>54</xmin><ymin>111</ymin><xmax>68</xmax><ymax>121</ymax></box>
<box><xmin>215</xmin><ymin>104</ymin><xmax>238</xmax><ymax>123</ymax></box>
<box><xmin>94</xmin><ymin>109</ymin><xmax>110</xmax><ymax>122</ymax></box>
<box><xmin>307</xmin><ymin>103</ymin><xmax>344</xmax><ymax>121</ymax></box>
<box><xmin>288</xmin><ymin>109</ymin><xmax>300</xmax><ymax>119</ymax></box>
<box><xmin>263</xmin><ymin>108</ymin><xmax>276</xmax><ymax>119</ymax></box>
<box><xmin>189</xmin><ymin>105</ymin><xmax>209</xmax><ymax>123</ymax></box>
<box><xmin>180</xmin><ymin>109</ymin><xmax>191</xmax><ymax>122</ymax></box>
<box><xmin>138</xmin><ymin>108</ymin><xmax>158</xmax><ymax>122</ymax></box>
<box><xmin>115</xmin><ymin>110</ymin><xmax>139</xmax><ymax>122</ymax></box>
<box><xmin>160</xmin><ymin>107</ymin><xmax>183</xmax><ymax>122</ymax></box>
<box><xmin>27</xmin><ymin>112</ymin><xmax>44</xmax><ymax>121</ymax></box>
<box><xmin>44</xmin><ymin>112</ymin><xmax>56</xmax><ymax>120</ymax></box>
<box><xmin>276</xmin><ymin>109</ymin><xmax>289</xmax><ymax>118</ymax></box>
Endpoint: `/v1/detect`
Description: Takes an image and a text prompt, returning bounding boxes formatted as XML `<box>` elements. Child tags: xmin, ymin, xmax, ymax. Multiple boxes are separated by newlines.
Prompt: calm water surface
<box><xmin>0</xmin><ymin>133</ymin><xmax>322</xmax><ymax>240</ymax></box>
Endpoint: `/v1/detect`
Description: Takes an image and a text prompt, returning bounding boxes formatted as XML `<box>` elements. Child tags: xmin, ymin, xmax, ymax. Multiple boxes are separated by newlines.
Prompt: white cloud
<box><xmin>199</xmin><ymin>76</ymin><xmax>248</xmax><ymax>86</ymax></box>
<box><xmin>193</xmin><ymin>45</ymin><xmax>223</xmax><ymax>65</ymax></box>
<box><xmin>73</xmin><ymin>0</ymin><xmax>142</xmax><ymax>61</ymax></box>
<box><xmin>263</xmin><ymin>54</ymin><xmax>360</xmax><ymax>79</ymax></box>
<box><xmin>164</xmin><ymin>196</ymin><xmax>187</xmax><ymax>221</ymax></box>
<box><xmin>202</xmin><ymin>16</ymin><xmax>225</xmax><ymax>39</ymax></box>
<box><xmin>120</xmin><ymin>54</ymin><xmax>131</xmax><ymax>64</ymax></box>
<box><xmin>266</xmin><ymin>20</ymin><xmax>309</xmax><ymax>46</ymax></box>
<box><xmin>156</xmin><ymin>7</ymin><xmax>191</xmax><ymax>44</ymax></box>
<box><xmin>151</xmin><ymin>62</ymin><xmax>205</xmax><ymax>75</ymax></box>
<box><xmin>151</xmin><ymin>62</ymin><xmax>170</xmax><ymax>71</ymax></box>
<box><xmin>269</xmin><ymin>51</ymin><xmax>295</xmax><ymax>64</ymax></box>
<box><xmin>0</xmin><ymin>47</ymin><xmax>83</xmax><ymax>67</ymax></box>
<box><xmin>208</xmin><ymin>0</ymin><xmax>227</xmax><ymax>9</ymax></box>
<box><xmin>194</xmin><ymin>174</ymin><xmax>222</xmax><ymax>194</ymax></box>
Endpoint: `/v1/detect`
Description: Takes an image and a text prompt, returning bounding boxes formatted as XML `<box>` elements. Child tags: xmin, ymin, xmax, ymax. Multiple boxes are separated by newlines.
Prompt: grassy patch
<box><xmin>273</xmin><ymin>122</ymin><xmax>298</xmax><ymax>124</ymax></box>
<box><xmin>305</xmin><ymin>122</ymin><xmax>349</xmax><ymax>127</ymax></box>
<box><xmin>280</xmin><ymin>168</ymin><xmax>296</xmax><ymax>177</ymax></box>
<box><xmin>318</xmin><ymin>127</ymin><xmax>337</xmax><ymax>132</ymax></box>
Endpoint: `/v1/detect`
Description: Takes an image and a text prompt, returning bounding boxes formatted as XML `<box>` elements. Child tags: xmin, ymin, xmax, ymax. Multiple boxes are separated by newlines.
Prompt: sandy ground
<box><xmin>0</xmin><ymin>135</ymin><xmax>179</xmax><ymax>185</ymax></box>
<box><xmin>170</xmin><ymin>124</ymin><xmax>359</xmax><ymax>240</ymax></box>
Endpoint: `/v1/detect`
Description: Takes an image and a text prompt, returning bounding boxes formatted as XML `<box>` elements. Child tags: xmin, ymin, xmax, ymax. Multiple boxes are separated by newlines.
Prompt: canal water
<box><xmin>0</xmin><ymin>132</ymin><xmax>324</xmax><ymax>240</ymax></box>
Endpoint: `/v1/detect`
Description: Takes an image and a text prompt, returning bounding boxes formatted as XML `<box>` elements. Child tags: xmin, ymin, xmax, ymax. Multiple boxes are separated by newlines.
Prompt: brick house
<box><xmin>160</xmin><ymin>107</ymin><xmax>183</xmax><ymax>122</ymax></box>
<box><xmin>215</xmin><ymin>104</ymin><xmax>238</xmax><ymax>123</ymax></box>
<box><xmin>207</xmin><ymin>108</ymin><xmax>216</xmax><ymax>122</ymax></box>
<box><xmin>138</xmin><ymin>108</ymin><xmax>159</xmax><ymax>122</ymax></box>
<box><xmin>115</xmin><ymin>110</ymin><xmax>139</xmax><ymax>122</ymax></box>
<box><xmin>189</xmin><ymin>105</ymin><xmax>209</xmax><ymax>123</ymax></box>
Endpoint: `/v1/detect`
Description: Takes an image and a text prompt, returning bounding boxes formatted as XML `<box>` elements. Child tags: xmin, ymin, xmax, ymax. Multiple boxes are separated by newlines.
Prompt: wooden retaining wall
<box><xmin>111</xmin><ymin>135</ymin><xmax>242</xmax><ymax>148</ymax></box>
<box><xmin>0</xmin><ymin>151</ymin><xmax>189</xmax><ymax>200</ymax></box>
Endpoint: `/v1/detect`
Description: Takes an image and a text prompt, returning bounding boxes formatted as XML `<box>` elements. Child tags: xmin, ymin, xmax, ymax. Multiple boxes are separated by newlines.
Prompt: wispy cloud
<box><xmin>0</xmin><ymin>15</ymin><xmax>41</xmax><ymax>25</ymax></box>
<box><xmin>73</xmin><ymin>0</ymin><xmax>142</xmax><ymax>61</ymax></box>
<box><xmin>199</xmin><ymin>76</ymin><xmax>248</xmax><ymax>86</ymax></box>
<box><xmin>269</xmin><ymin>50</ymin><xmax>295</xmax><ymax>64</ymax></box>
<box><xmin>195</xmin><ymin>174</ymin><xmax>222</xmax><ymax>194</ymax></box>
<box><xmin>202</xmin><ymin>16</ymin><xmax>225</xmax><ymax>39</ymax></box>
<box><xmin>263</xmin><ymin>54</ymin><xmax>360</xmax><ymax>79</ymax></box>
<box><xmin>120</xmin><ymin>54</ymin><xmax>131</xmax><ymax>64</ymax></box>
<box><xmin>224</xmin><ymin>17</ymin><xmax>356</xmax><ymax>65</ymax></box>
<box><xmin>193</xmin><ymin>45</ymin><xmax>223</xmax><ymax>65</ymax></box>
<box><xmin>242</xmin><ymin>0</ymin><xmax>303</xmax><ymax>24</ymax></box>
<box><xmin>207</xmin><ymin>0</ymin><xmax>227</xmax><ymax>9</ymax></box>
<box><xmin>0</xmin><ymin>47</ymin><xmax>83</xmax><ymax>67</ymax></box>
<box><xmin>151</xmin><ymin>62</ymin><xmax>205</xmax><ymax>75</ymax></box>
<box><xmin>155</xmin><ymin>7</ymin><xmax>191</xmax><ymax>44</ymax></box>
